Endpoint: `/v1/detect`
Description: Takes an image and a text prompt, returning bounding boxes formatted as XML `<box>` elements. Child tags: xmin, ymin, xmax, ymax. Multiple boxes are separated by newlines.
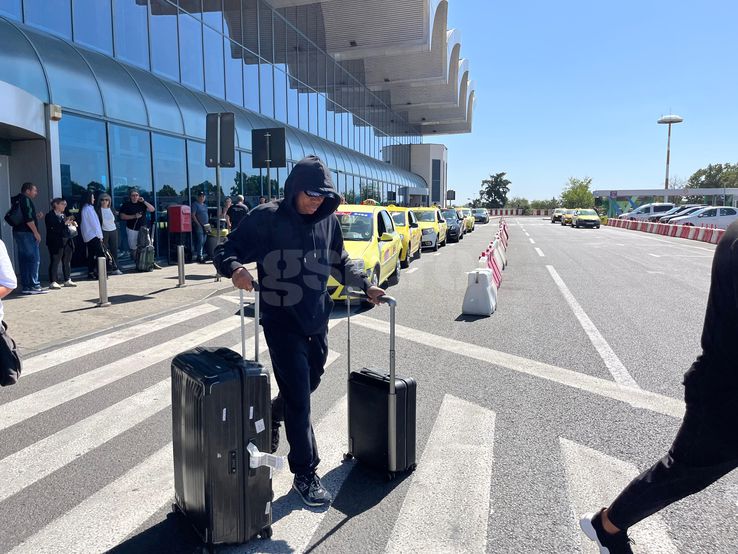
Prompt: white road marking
<box><xmin>649</xmin><ymin>253</ymin><xmax>661</xmax><ymax>258</ymax></box>
<box><xmin>529</xmin><ymin>238</ymin><xmax>536</xmax><ymax>244</ymax></box>
<box><xmin>546</xmin><ymin>266</ymin><xmax>639</xmax><ymax>388</ymax></box>
<box><xmin>219</xmin><ymin>295</ymin><xmax>256</xmax><ymax>305</ymax></box>
<box><xmin>405</xmin><ymin>267</ymin><xmax>419</xmax><ymax>274</ymax></box>
<box><xmin>647</xmin><ymin>271</ymin><xmax>664</xmax><ymax>275</ymax></box>
<box><xmin>433</xmin><ymin>253</ymin><xmax>441</xmax><ymax>257</ymax></box>
<box><xmin>560</xmin><ymin>438</ymin><xmax>679</xmax><ymax>554</ymax></box>
<box><xmin>351</xmin><ymin>315</ymin><xmax>683</xmax><ymax>419</ymax></box>
<box><xmin>0</xmin><ymin>317</ymin><xmax>243</xmax><ymax>432</ymax></box>
<box><xmin>23</xmin><ymin>304</ymin><xmax>218</xmax><ymax>376</ymax></box>
<box><xmin>10</xmin><ymin>444</ymin><xmax>173</xmax><ymax>554</ymax></box>
<box><xmin>386</xmin><ymin>395</ymin><xmax>495</xmax><ymax>554</ymax></box>
<box><xmin>535</xmin><ymin>247</ymin><xmax>545</xmax><ymax>257</ymax></box>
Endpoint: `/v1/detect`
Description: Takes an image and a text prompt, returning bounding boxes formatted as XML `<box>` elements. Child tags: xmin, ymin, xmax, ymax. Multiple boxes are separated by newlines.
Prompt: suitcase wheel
<box><xmin>259</xmin><ymin>526</ymin><xmax>273</xmax><ymax>539</ymax></box>
<box><xmin>386</xmin><ymin>472</ymin><xmax>395</xmax><ymax>482</ymax></box>
<box><xmin>342</xmin><ymin>453</ymin><xmax>354</xmax><ymax>462</ymax></box>
<box><xmin>409</xmin><ymin>463</ymin><xmax>417</xmax><ymax>472</ymax></box>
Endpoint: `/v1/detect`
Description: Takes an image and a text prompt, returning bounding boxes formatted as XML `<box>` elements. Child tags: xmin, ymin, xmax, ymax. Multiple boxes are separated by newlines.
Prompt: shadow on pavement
<box><xmin>166</xmin><ymin>274</ymin><xmax>219</xmax><ymax>281</ymax></box>
<box><xmin>59</xmin><ymin>295</ymin><xmax>154</xmax><ymax>313</ymax></box>
<box><xmin>454</xmin><ymin>313</ymin><xmax>491</xmax><ymax>322</ymax></box>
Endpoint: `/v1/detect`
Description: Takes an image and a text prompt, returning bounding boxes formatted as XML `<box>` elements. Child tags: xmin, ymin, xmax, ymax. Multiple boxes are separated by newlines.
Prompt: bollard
<box><xmin>176</xmin><ymin>244</ymin><xmax>186</xmax><ymax>287</ymax></box>
<box><xmin>96</xmin><ymin>257</ymin><xmax>111</xmax><ymax>307</ymax></box>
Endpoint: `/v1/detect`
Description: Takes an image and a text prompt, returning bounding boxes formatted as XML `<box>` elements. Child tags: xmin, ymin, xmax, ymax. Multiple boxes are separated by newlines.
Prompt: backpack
<box><xmin>135</xmin><ymin>227</ymin><xmax>155</xmax><ymax>271</ymax></box>
<box><xmin>4</xmin><ymin>200</ymin><xmax>24</xmax><ymax>228</ymax></box>
<box><xmin>137</xmin><ymin>226</ymin><xmax>153</xmax><ymax>249</ymax></box>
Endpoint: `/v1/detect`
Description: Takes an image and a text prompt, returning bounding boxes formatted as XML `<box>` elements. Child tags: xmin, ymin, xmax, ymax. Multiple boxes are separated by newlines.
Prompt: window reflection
<box><xmin>179</xmin><ymin>10</ymin><xmax>204</xmax><ymax>90</ymax></box>
<box><xmin>24</xmin><ymin>0</ymin><xmax>71</xmax><ymax>38</ymax></box>
<box><xmin>114</xmin><ymin>0</ymin><xmax>149</xmax><ymax>69</ymax></box>
<box><xmin>204</xmin><ymin>25</ymin><xmax>225</xmax><ymax>98</ymax></box>
<box><xmin>73</xmin><ymin>0</ymin><xmax>113</xmax><ymax>54</ymax></box>
<box><xmin>0</xmin><ymin>0</ymin><xmax>21</xmax><ymax>19</ymax></box>
<box><xmin>152</xmin><ymin>134</ymin><xmax>187</xmax><ymax>254</ymax></box>
<box><xmin>150</xmin><ymin>0</ymin><xmax>180</xmax><ymax>81</ymax></box>
<box><xmin>224</xmin><ymin>38</ymin><xmax>244</xmax><ymax>105</ymax></box>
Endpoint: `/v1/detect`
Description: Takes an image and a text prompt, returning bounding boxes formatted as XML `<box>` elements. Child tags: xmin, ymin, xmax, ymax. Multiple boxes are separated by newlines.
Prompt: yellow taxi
<box><xmin>386</xmin><ymin>205</ymin><xmax>422</xmax><ymax>268</ymax></box>
<box><xmin>571</xmin><ymin>208</ymin><xmax>601</xmax><ymax>229</ymax></box>
<box><xmin>459</xmin><ymin>208</ymin><xmax>475</xmax><ymax>232</ymax></box>
<box><xmin>412</xmin><ymin>207</ymin><xmax>448</xmax><ymax>251</ymax></box>
<box><xmin>561</xmin><ymin>208</ymin><xmax>577</xmax><ymax>226</ymax></box>
<box><xmin>328</xmin><ymin>204</ymin><xmax>402</xmax><ymax>300</ymax></box>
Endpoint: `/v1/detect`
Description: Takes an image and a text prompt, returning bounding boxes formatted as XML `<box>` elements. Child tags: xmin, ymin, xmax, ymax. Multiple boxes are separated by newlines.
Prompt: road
<box><xmin>1</xmin><ymin>216</ymin><xmax>735</xmax><ymax>553</ymax></box>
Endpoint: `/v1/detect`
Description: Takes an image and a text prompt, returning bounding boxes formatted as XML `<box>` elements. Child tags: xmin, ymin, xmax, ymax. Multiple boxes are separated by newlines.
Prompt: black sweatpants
<box><xmin>86</xmin><ymin>237</ymin><xmax>104</xmax><ymax>276</ymax></box>
<box><xmin>265</xmin><ymin>326</ymin><xmax>328</xmax><ymax>476</ymax></box>
<box><xmin>608</xmin><ymin>398</ymin><xmax>738</xmax><ymax>530</ymax></box>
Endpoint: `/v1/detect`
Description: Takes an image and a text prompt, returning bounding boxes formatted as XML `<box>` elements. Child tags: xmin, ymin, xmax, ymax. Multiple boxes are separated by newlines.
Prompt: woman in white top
<box><xmin>80</xmin><ymin>191</ymin><xmax>104</xmax><ymax>280</ymax></box>
<box><xmin>96</xmin><ymin>193</ymin><xmax>122</xmax><ymax>275</ymax></box>
<box><xmin>0</xmin><ymin>240</ymin><xmax>17</xmax><ymax>326</ymax></box>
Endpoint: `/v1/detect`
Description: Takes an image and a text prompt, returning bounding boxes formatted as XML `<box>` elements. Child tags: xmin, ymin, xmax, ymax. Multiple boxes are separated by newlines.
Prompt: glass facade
<box><xmin>0</xmin><ymin>0</ymin><xmax>428</xmax><ymax>259</ymax></box>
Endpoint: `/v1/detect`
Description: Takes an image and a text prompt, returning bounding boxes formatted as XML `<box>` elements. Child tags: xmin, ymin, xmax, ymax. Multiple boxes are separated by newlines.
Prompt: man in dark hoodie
<box><xmin>214</xmin><ymin>156</ymin><xmax>385</xmax><ymax>507</ymax></box>
<box><xmin>580</xmin><ymin>219</ymin><xmax>738</xmax><ymax>553</ymax></box>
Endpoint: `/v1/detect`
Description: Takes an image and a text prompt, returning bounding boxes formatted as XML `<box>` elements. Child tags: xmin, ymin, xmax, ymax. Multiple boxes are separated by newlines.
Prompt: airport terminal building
<box><xmin>0</xmin><ymin>0</ymin><xmax>473</xmax><ymax>262</ymax></box>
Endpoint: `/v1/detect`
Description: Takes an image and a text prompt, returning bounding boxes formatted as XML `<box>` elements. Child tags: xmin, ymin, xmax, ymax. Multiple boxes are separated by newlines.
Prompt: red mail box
<box><xmin>168</xmin><ymin>205</ymin><xmax>192</xmax><ymax>233</ymax></box>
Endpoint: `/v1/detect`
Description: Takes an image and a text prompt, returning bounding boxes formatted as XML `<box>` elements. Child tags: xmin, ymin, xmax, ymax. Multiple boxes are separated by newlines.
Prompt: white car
<box><xmin>670</xmin><ymin>206</ymin><xmax>738</xmax><ymax>229</ymax></box>
<box><xmin>618</xmin><ymin>202</ymin><xmax>674</xmax><ymax>221</ymax></box>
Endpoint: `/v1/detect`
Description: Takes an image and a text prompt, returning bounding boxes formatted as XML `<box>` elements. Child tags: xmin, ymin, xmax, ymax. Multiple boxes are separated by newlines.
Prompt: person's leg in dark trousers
<box><xmin>266</xmin><ymin>327</ymin><xmax>328</xmax><ymax>476</ymax></box>
<box><xmin>86</xmin><ymin>237</ymin><xmax>103</xmax><ymax>278</ymax></box>
<box><xmin>61</xmin><ymin>241</ymin><xmax>73</xmax><ymax>282</ymax></box>
<box><xmin>606</xmin><ymin>399</ymin><xmax>738</xmax><ymax>531</ymax></box>
<box><xmin>48</xmin><ymin>246</ymin><xmax>63</xmax><ymax>284</ymax></box>
<box><xmin>103</xmin><ymin>229</ymin><xmax>119</xmax><ymax>270</ymax></box>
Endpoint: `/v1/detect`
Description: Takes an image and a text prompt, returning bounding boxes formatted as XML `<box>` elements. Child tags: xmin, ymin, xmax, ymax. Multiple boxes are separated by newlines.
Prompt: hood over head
<box><xmin>283</xmin><ymin>155</ymin><xmax>340</xmax><ymax>223</ymax></box>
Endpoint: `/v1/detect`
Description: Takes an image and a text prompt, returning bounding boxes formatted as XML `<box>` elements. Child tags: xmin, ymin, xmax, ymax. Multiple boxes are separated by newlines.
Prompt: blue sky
<box><xmin>441</xmin><ymin>0</ymin><xmax>738</xmax><ymax>203</ymax></box>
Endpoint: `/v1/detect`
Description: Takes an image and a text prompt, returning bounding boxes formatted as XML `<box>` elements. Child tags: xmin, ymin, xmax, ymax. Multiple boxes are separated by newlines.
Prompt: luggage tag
<box><xmin>247</xmin><ymin>442</ymin><xmax>286</xmax><ymax>471</ymax></box>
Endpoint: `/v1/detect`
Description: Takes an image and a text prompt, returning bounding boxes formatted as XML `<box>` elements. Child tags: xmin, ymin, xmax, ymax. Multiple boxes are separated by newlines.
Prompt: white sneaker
<box><xmin>49</xmin><ymin>282</ymin><xmax>62</xmax><ymax>290</ymax></box>
<box><xmin>111</xmin><ymin>269</ymin><xmax>123</xmax><ymax>275</ymax></box>
<box><xmin>63</xmin><ymin>280</ymin><xmax>77</xmax><ymax>287</ymax></box>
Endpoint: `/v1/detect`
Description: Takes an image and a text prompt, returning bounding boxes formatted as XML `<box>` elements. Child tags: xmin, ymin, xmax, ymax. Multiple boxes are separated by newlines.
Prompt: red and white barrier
<box><xmin>606</xmin><ymin>218</ymin><xmax>725</xmax><ymax>245</ymax></box>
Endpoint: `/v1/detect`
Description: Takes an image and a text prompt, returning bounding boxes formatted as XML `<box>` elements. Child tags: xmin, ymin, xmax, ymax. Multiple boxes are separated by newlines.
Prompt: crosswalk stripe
<box><xmin>0</xmin><ymin>317</ymin><xmax>242</xmax><ymax>432</ymax></box>
<box><xmin>386</xmin><ymin>395</ymin><xmax>496</xmax><ymax>553</ymax></box>
<box><xmin>351</xmin><ymin>315</ymin><xmax>684</xmax><ymax>419</ymax></box>
<box><xmin>218</xmin><ymin>294</ymin><xmax>256</xmax><ymax>305</ymax></box>
<box><xmin>559</xmin><ymin>437</ymin><xmax>679</xmax><ymax>554</ymax></box>
<box><xmin>23</xmin><ymin>304</ymin><xmax>218</xmax><ymax>376</ymax></box>
<box><xmin>9</xmin><ymin>444</ymin><xmax>173</xmax><ymax>554</ymax></box>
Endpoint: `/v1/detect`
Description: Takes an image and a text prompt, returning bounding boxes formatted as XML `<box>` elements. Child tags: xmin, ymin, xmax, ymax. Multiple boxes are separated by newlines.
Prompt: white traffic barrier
<box><xmin>492</xmin><ymin>241</ymin><xmax>506</xmax><ymax>271</ymax></box>
<box><xmin>462</xmin><ymin>269</ymin><xmax>497</xmax><ymax>316</ymax></box>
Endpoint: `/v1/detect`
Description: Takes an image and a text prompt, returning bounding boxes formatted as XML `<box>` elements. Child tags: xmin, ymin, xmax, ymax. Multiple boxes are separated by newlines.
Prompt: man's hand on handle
<box><xmin>365</xmin><ymin>285</ymin><xmax>386</xmax><ymax>305</ymax></box>
<box><xmin>232</xmin><ymin>267</ymin><xmax>255</xmax><ymax>291</ymax></box>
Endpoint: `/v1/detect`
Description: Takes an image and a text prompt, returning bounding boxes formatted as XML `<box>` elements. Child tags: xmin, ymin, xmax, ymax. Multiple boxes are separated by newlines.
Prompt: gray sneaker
<box><xmin>293</xmin><ymin>472</ymin><xmax>332</xmax><ymax>508</ymax></box>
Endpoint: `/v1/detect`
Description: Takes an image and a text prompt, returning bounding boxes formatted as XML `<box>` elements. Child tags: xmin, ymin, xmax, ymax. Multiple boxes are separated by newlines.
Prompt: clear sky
<box><xmin>441</xmin><ymin>0</ymin><xmax>738</xmax><ymax>204</ymax></box>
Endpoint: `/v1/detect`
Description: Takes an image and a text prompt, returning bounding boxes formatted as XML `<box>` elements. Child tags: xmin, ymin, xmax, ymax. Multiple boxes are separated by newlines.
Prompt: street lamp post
<box><xmin>657</xmin><ymin>114</ymin><xmax>684</xmax><ymax>192</ymax></box>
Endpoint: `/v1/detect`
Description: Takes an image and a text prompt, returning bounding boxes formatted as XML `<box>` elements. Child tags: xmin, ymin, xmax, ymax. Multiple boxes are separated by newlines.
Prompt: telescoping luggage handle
<box><xmin>239</xmin><ymin>281</ymin><xmax>260</xmax><ymax>362</ymax></box>
<box><xmin>345</xmin><ymin>288</ymin><xmax>397</xmax><ymax>390</ymax></box>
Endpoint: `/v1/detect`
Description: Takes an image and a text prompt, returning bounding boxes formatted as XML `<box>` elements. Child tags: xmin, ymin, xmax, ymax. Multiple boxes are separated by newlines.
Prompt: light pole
<box><xmin>657</xmin><ymin>114</ymin><xmax>683</xmax><ymax>191</ymax></box>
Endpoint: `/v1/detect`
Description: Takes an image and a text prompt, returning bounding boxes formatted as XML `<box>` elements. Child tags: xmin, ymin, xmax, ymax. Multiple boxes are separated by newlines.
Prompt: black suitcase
<box><xmin>171</xmin><ymin>288</ymin><xmax>277</xmax><ymax>546</ymax></box>
<box><xmin>344</xmin><ymin>293</ymin><xmax>417</xmax><ymax>480</ymax></box>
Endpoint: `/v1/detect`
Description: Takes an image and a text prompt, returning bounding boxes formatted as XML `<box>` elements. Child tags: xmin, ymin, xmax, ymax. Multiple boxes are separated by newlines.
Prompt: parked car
<box><xmin>670</xmin><ymin>206</ymin><xmax>738</xmax><ymax>229</ymax></box>
<box><xmin>441</xmin><ymin>208</ymin><xmax>464</xmax><ymax>242</ymax></box>
<box><xmin>459</xmin><ymin>208</ymin><xmax>475</xmax><ymax>232</ymax></box>
<box><xmin>551</xmin><ymin>208</ymin><xmax>565</xmax><ymax>223</ymax></box>
<box><xmin>618</xmin><ymin>202</ymin><xmax>674</xmax><ymax>221</ymax></box>
<box><xmin>658</xmin><ymin>205</ymin><xmax>705</xmax><ymax>224</ymax></box>
<box><xmin>412</xmin><ymin>207</ymin><xmax>448</xmax><ymax>251</ymax></box>
<box><xmin>571</xmin><ymin>209</ymin><xmax>601</xmax><ymax>229</ymax></box>
<box><xmin>328</xmin><ymin>204</ymin><xmax>402</xmax><ymax>300</ymax></box>
<box><xmin>561</xmin><ymin>209</ymin><xmax>577</xmax><ymax>226</ymax></box>
<box><xmin>387</xmin><ymin>205</ymin><xmax>422</xmax><ymax>268</ymax></box>
<box><xmin>648</xmin><ymin>204</ymin><xmax>702</xmax><ymax>222</ymax></box>
<box><xmin>472</xmin><ymin>208</ymin><xmax>490</xmax><ymax>224</ymax></box>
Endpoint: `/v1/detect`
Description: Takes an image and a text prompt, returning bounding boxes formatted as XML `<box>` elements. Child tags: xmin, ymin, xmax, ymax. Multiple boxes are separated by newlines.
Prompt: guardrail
<box><xmin>462</xmin><ymin>218</ymin><xmax>509</xmax><ymax>316</ymax></box>
<box><xmin>607</xmin><ymin>218</ymin><xmax>725</xmax><ymax>244</ymax></box>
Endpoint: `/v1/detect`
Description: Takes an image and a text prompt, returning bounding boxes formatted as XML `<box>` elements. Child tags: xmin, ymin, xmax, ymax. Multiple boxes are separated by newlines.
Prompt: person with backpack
<box><xmin>214</xmin><ymin>155</ymin><xmax>386</xmax><ymax>508</ymax></box>
<box><xmin>44</xmin><ymin>198</ymin><xmax>77</xmax><ymax>289</ymax></box>
<box><xmin>580</xmin><ymin>220</ymin><xmax>738</xmax><ymax>553</ymax></box>
<box><xmin>226</xmin><ymin>194</ymin><xmax>250</xmax><ymax>231</ymax></box>
<box><xmin>7</xmin><ymin>182</ymin><xmax>46</xmax><ymax>295</ymax></box>
<box><xmin>119</xmin><ymin>188</ymin><xmax>161</xmax><ymax>269</ymax></box>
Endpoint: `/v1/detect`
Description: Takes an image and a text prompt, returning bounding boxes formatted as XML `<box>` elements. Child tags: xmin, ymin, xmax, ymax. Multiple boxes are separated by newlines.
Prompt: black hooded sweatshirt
<box><xmin>683</xmin><ymin>219</ymin><xmax>738</xmax><ymax>402</ymax></box>
<box><xmin>214</xmin><ymin>156</ymin><xmax>371</xmax><ymax>336</ymax></box>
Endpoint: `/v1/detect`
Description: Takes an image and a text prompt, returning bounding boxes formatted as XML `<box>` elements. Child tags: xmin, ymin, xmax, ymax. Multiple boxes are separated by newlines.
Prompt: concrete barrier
<box><xmin>607</xmin><ymin>218</ymin><xmax>726</xmax><ymax>245</ymax></box>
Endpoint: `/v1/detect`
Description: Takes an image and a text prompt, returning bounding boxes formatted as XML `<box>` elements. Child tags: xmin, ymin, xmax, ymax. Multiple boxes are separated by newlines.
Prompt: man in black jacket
<box><xmin>214</xmin><ymin>156</ymin><xmax>385</xmax><ymax>507</ymax></box>
<box><xmin>580</xmin><ymin>220</ymin><xmax>738</xmax><ymax>553</ymax></box>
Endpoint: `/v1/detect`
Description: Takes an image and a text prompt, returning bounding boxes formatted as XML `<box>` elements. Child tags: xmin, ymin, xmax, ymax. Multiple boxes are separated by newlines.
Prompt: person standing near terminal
<box><xmin>119</xmin><ymin>188</ymin><xmax>155</xmax><ymax>257</ymax></box>
<box><xmin>214</xmin><ymin>155</ymin><xmax>386</xmax><ymax>507</ymax></box>
<box><xmin>580</xmin><ymin>220</ymin><xmax>738</xmax><ymax>553</ymax></box>
<box><xmin>96</xmin><ymin>193</ymin><xmax>122</xmax><ymax>275</ymax></box>
<box><xmin>44</xmin><ymin>198</ymin><xmax>77</xmax><ymax>289</ymax></box>
<box><xmin>191</xmin><ymin>191</ymin><xmax>209</xmax><ymax>263</ymax></box>
<box><xmin>226</xmin><ymin>194</ymin><xmax>249</xmax><ymax>231</ymax></box>
<box><xmin>80</xmin><ymin>191</ymin><xmax>105</xmax><ymax>280</ymax></box>
<box><xmin>10</xmin><ymin>182</ymin><xmax>46</xmax><ymax>295</ymax></box>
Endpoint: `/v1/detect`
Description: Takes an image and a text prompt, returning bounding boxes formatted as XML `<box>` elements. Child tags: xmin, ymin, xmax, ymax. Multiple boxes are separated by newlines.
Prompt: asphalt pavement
<box><xmin>0</xmin><ymin>216</ymin><xmax>735</xmax><ymax>554</ymax></box>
